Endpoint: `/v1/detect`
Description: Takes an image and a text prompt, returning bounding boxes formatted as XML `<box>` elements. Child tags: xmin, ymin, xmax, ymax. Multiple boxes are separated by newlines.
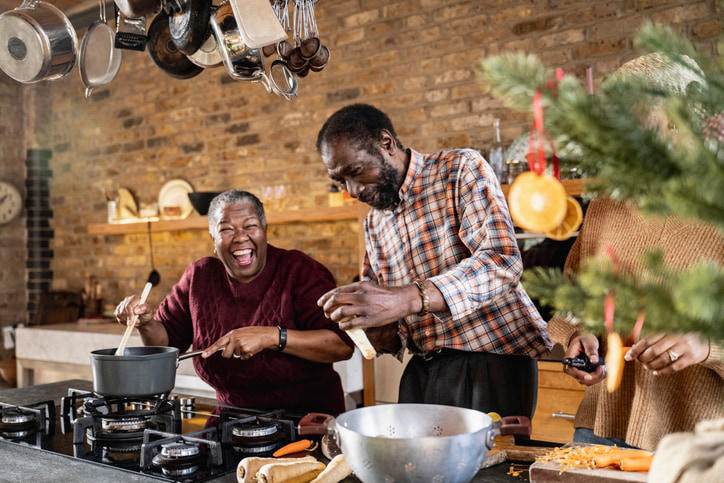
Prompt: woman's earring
<box><xmin>214</xmin><ymin>247</ymin><xmax>217</xmax><ymax>255</ymax></box>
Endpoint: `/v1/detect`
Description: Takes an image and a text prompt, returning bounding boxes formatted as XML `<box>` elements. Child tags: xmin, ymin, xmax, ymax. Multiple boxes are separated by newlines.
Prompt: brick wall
<box><xmin>0</xmin><ymin>0</ymin><xmax>721</xmax><ymax>324</ymax></box>
<box><xmin>0</xmin><ymin>75</ymin><xmax>26</xmax><ymax>357</ymax></box>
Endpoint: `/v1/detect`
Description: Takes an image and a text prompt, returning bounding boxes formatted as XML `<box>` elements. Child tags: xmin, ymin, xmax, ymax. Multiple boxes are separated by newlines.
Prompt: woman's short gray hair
<box><xmin>208</xmin><ymin>190</ymin><xmax>266</xmax><ymax>236</ymax></box>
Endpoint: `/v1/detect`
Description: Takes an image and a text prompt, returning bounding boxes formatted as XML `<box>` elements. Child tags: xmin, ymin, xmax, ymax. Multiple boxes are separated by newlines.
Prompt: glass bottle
<box><xmin>489</xmin><ymin>119</ymin><xmax>506</xmax><ymax>182</ymax></box>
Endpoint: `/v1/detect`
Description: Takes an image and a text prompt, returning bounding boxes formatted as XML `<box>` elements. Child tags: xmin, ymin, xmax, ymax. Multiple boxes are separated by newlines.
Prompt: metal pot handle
<box><xmin>485</xmin><ymin>425</ymin><xmax>501</xmax><ymax>451</ymax></box>
<box><xmin>177</xmin><ymin>347</ymin><xmax>222</xmax><ymax>365</ymax></box>
<box><xmin>19</xmin><ymin>0</ymin><xmax>39</xmax><ymax>9</ymax></box>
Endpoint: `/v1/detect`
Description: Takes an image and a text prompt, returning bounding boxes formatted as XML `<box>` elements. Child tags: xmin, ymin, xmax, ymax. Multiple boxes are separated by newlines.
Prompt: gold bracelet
<box><xmin>413</xmin><ymin>279</ymin><xmax>429</xmax><ymax>316</ymax></box>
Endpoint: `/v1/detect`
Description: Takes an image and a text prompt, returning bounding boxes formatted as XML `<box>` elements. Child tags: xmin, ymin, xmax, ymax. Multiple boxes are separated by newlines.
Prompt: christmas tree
<box><xmin>476</xmin><ymin>21</ymin><xmax>724</xmax><ymax>340</ymax></box>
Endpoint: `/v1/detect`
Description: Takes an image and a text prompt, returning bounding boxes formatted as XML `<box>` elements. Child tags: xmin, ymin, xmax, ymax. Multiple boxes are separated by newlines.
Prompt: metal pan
<box><xmin>334</xmin><ymin>404</ymin><xmax>530</xmax><ymax>483</ymax></box>
<box><xmin>89</xmin><ymin>346</ymin><xmax>206</xmax><ymax>398</ymax></box>
<box><xmin>0</xmin><ymin>0</ymin><xmax>78</xmax><ymax>83</ymax></box>
<box><xmin>78</xmin><ymin>0</ymin><xmax>121</xmax><ymax>97</ymax></box>
<box><xmin>168</xmin><ymin>0</ymin><xmax>212</xmax><ymax>56</ymax></box>
<box><xmin>147</xmin><ymin>11</ymin><xmax>203</xmax><ymax>79</ymax></box>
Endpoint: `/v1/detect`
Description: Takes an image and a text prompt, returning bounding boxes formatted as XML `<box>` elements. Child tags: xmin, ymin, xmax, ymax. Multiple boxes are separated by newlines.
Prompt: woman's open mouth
<box><xmin>233</xmin><ymin>248</ymin><xmax>254</xmax><ymax>266</ymax></box>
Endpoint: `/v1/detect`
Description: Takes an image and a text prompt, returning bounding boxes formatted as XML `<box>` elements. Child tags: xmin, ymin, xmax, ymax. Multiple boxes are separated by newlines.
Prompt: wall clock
<box><xmin>0</xmin><ymin>181</ymin><xmax>23</xmax><ymax>225</ymax></box>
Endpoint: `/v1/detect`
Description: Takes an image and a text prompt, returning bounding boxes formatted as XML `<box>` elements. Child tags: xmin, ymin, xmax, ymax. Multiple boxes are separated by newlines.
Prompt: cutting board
<box><xmin>529</xmin><ymin>443</ymin><xmax>649</xmax><ymax>482</ymax></box>
<box><xmin>480</xmin><ymin>435</ymin><xmax>552</xmax><ymax>468</ymax></box>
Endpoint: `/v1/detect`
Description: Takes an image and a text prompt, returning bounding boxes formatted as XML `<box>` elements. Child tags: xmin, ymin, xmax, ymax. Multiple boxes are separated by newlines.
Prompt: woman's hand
<box><xmin>202</xmin><ymin>326</ymin><xmax>279</xmax><ymax>360</ymax></box>
<box><xmin>114</xmin><ymin>295</ymin><xmax>154</xmax><ymax>327</ymax></box>
<box><xmin>563</xmin><ymin>333</ymin><xmax>607</xmax><ymax>386</ymax></box>
<box><xmin>625</xmin><ymin>333</ymin><xmax>709</xmax><ymax>376</ymax></box>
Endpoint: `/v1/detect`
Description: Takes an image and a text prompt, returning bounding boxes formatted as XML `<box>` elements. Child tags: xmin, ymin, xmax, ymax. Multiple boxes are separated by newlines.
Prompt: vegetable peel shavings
<box><xmin>536</xmin><ymin>445</ymin><xmax>654</xmax><ymax>474</ymax></box>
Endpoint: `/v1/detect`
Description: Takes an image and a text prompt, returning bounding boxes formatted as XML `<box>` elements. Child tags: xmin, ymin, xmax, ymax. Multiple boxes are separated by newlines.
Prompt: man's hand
<box><xmin>317</xmin><ymin>281</ymin><xmax>419</xmax><ymax>329</ymax></box>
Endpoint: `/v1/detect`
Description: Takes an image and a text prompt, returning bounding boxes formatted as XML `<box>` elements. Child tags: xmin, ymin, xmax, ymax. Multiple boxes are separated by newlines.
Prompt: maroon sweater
<box><xmin>155</xmin><ymin>244</ymin><xmax>353</xmax><ymax>415</ymax></box>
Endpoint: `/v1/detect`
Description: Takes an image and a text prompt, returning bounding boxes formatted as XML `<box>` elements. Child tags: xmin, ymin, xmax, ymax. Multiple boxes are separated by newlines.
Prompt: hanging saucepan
<box><xmin>211</xmin><ymin>1</ymin><xmax>297</xmax><ymax>100</ymax></box>
<box><xmin>147</xmin><ymin>11</ymin><xmax>203</xmax><ymax>79</ymax></box>
<box><xmin>90</xmin><ymin>346</ymin><xmax>213</xmax><ymax>397</ymax></box>
<box><xmin>78</xmin><ymin>0</ymin><xmax>122</xmax><ymax>98</ymax></box>
<box><xmin>168</xmin><ymin>0</ymin><xmax>212</xmax><ymax>56</ymax></box>
<box><xmin>0</xmin><ymin>0</ymin><xmax>78</xmax><ymax>84</ymax></box>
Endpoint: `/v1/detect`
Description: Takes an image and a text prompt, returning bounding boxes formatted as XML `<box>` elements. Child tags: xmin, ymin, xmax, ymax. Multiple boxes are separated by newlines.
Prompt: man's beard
<box><xmin>360</xmin><ymin>155</ymin><xmax>402</xmax><ymax>211</ymax></box>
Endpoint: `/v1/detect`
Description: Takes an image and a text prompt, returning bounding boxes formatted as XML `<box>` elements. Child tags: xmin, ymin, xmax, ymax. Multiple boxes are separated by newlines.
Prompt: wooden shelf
<box><xmin>500</xmin><ymin>177</ymin><xmax>592</xmax><ymax>197</ymax></box>
<box><xmin>87</xmin><ymin>179</ymin><xmax>593</xmax><ymax>236</ymax></box>
<box><xmin>88</xmin><ymin>204</ymin><xmax>364</xmax><ymax>235</ymax></box>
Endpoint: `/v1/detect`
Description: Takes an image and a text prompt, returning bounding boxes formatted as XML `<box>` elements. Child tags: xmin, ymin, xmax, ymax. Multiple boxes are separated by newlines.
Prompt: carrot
<box><xmin>594</xmin><ymin>450</ymin><xmax>652</xmax><ymax>468</ymax></box>
<box><xmin>273</xmin><ymin>439</ymin><xmax>313</xmax><ymax>457</ymax></box>
<box><xmin>310</xmin><ymin>454</ymin><xmax>353</xmax><ymax>483</ymax></box>
<box><xmin>236</xmin><ymin>456</ymin><xmax>317</xmax><ymax>483</ymax></box>
<box><xmin>256</xmin><ymin>460</ymin><xmax>327</xmax><ymax>483</ymax></box>
<box><xmin>620</xmin><ymin>455</ymin><xmax>654</xmax><ymax>472</ymax></box>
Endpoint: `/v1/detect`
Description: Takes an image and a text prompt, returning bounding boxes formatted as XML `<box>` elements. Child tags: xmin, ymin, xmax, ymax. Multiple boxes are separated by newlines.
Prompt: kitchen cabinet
<box><xmin>530</xmin><ymin>361</ymin><xmax>586</xmax><ymax>443</ymax></box>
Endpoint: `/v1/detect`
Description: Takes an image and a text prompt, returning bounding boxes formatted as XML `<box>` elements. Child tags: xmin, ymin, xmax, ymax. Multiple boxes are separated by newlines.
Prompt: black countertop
<box><xmin>0</xmin><ymin>380</ymin><xmax>530</xmax><ymax>482</ymax></box>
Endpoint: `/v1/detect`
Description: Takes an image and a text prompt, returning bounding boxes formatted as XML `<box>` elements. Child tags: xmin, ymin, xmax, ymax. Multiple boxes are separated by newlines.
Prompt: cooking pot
<box><xmin>90</xmin><ymin>346</ymin><xmax>207</xmax><ymax>398</ymax></box>
<box><xmin>333</xmin><ymin>403</ymin><xmax>530</xmax><ymax>483</ymax></box>
<box><xmin>0</xmin><ymin>0</ymin><xmax>78</xmax><ymax>84</ymax></box>
<box><xmin>211</xmin><ymin>1</ymin><xmax>297</xmax><ymax>99</ymax></box>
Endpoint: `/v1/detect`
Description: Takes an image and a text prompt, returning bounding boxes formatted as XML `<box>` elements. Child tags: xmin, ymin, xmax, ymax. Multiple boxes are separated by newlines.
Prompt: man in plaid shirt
<box><xmin>316</xmin><ymin>103</ymin><xmax>552</xmax><ymax>421</ymax></box>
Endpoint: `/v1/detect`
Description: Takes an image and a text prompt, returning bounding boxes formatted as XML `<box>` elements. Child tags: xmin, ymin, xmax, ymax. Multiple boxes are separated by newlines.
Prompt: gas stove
<box><xmin>0</xmin><ymin>384</ymin><xmax>311</xmax><ymax>482</ymax></box>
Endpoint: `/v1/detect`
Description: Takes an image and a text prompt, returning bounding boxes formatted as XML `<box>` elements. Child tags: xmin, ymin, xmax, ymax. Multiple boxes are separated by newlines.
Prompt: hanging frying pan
<box><xmin>186</xmin><ymin>27</ymin><xmax>222</xmax><ymax>68</ymax></box>
<box><xmin>147</xmin><ymin>11</ymin><xmax>203</xmax><ymax>79</ymax></box>
<box><xmin>79</xmin><ymin>0</ymin><xmax>122</xmax><ymax>97</ymax></box>
<box><xmin>168</xmin><ymin>0</ymin><xmax>212</xmax><ymax>56</ymax></box>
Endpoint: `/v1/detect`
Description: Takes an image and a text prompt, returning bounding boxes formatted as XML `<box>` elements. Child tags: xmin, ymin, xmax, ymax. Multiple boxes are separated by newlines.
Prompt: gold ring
<box><xmin>233</xmin><ymin>353</ymin><xmax>241</xmax><ymax>359</ymax></box>
<box><xmin>667</xmin><ymin>349</ymin><xmax>680</xmax><ymax>362</ymax></box>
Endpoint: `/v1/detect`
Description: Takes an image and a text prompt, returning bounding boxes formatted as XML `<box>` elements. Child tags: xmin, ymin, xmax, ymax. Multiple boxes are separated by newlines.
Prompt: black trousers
<box><xmin>398</xmin><ymin>349</ymin><xmax>538</xmax><ymax>421</ymax></box>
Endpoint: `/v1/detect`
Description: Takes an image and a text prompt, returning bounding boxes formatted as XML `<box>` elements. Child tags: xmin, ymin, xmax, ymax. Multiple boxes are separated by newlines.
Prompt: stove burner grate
<box><xmin>141</xmin><ymin>427</ymin><xmax>222</xmax><ymax>475</ymax></box>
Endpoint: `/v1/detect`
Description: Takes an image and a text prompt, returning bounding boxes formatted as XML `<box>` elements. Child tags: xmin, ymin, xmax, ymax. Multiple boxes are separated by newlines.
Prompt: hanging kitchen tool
<box><xmin>114</xmin><ymin>7</ymin><xmax>147</xmax><ymax>51</ymax></box>
<box><xmin>115</xmin><ymin>0</ymin><xmax>164</xmax><ymax>19</ymax></box>
<box><xmin>285</xmin><ymin>0</ymin><xmax>328</xmax><ymax>75</ymax></box>
<box><xmin>227</xmin><ymin>0</ymin><xmax>287</xmax><ymax>49</ymax></box>
<box><xmin>115</xmin><ymin>221</ymin><xmax>161</xmax><ymax>356</ymax></box>
<box><xmin>147</xmin><ymin>10</ymin><xmax>203</xmax><ymax>79</ymax></box>
<box><xmin>78</xmin><ymin>0</ymin><xmax>122</xmax><ymax>98</ymax></box>
<box><xmin>0</xmin><ymin>0</ymin><xmax>78</xmax><ymax>84</ymax></box>
<box><xmin>211</xmin><ymin>1</ymin><xmax>297</xmax><ymax>99</ymax></box>
<box><xmin>168</xmin><ymin>0</ymin><xmax>212</xmax><ymax>56</ymax></box>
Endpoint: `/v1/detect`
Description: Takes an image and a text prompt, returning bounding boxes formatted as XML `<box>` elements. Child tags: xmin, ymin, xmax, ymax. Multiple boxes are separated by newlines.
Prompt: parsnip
<box><xmin>339</xmin><ymin>316</ymin><xmax>376</xmax><ymax>359</ymax></box>
<box><xmin>256</xmin><ymin>460</ymin><xmax>326</xmax><ymax>483</ymax></box>
<box><xmin>236</xmin><ymin>455</ymin><xmax>317</xmax><ymax>483</ymax></box>
<box><xmin>310</xmin><ymin>454</ymin><xmax>352</xmax><ymax>483</ymax></box>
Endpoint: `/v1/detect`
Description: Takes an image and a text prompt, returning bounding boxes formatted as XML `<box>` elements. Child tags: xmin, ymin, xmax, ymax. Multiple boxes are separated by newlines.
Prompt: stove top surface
<box><xmin>0</xmin><ymin>380</ymin><xmax>308</xmax><ymax>482</ymax></box>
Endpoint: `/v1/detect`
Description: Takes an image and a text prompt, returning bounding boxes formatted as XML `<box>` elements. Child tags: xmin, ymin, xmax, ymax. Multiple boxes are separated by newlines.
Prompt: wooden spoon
<box><xmin>115</xmin><ymin>275</ymin><xmax>157</xmax><ymax>356</ymax></box>
<box><xmin>115</xmin><ymin>223</ymin><xmax>162</xmax><ymax>356</ymax></box>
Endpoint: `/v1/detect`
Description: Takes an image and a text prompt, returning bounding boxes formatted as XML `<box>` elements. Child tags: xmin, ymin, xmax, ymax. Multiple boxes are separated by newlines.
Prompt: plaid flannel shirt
<box><xmin>362</xmin><ymin>148</ymin><xmax>552</xmax><ymax>359</ymax></box>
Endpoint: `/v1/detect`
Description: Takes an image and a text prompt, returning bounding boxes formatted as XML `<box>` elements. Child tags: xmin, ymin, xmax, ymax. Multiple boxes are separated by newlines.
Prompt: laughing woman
<box><xmin>115</xmin><ymin>190</ymin><xmax>354</xmax><ymax>415</ymax></box>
